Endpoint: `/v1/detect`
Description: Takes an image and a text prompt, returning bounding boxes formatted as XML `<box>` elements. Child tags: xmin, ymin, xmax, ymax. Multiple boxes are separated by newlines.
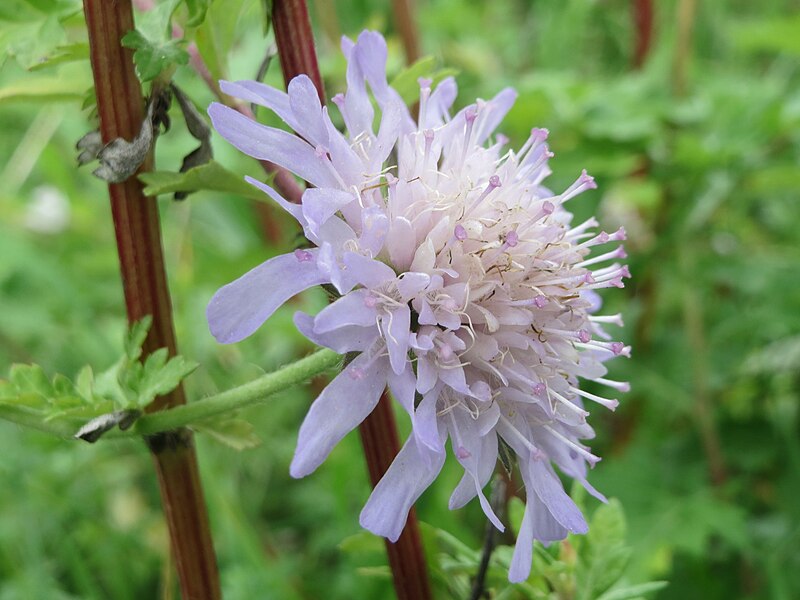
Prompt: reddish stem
<box><xmin>632</xmin><ymin>0</ymin><xmax>653</xmax><ymax>69</ymax></box>
<box><xmin>392</xmin><ymin>0</ymin><xmax>421</xmax><ymax>64</ymax></box>
<box><xmin>83</xmin><ymin>1</ymin><xmax>220</xmax><ymax>597</ymax></box>
<box><xmin>272</xmin><ymin>0</ymin><xmax>325</xmax><ymax>103</ymax></box>
<box><xmin>271</xmin><ymin>3</ymin><xmax>433</xmax><ymax>597</ymax></box>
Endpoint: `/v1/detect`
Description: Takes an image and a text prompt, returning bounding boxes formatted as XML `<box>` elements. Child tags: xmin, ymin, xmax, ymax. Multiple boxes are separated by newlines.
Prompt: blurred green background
<box><xmin>1</xmin><ymin>0</ymin><xmax>799</xmax><ymax>598</ymax></box>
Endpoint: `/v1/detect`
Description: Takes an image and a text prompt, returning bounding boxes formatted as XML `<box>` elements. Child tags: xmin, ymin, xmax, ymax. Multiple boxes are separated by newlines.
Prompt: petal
<box><xmin>244</xmin><ymin>176</ymin><xmax>305</xmax><ymax>226</ymax></box>
<box><xmin>294</xmin><ymin>311</ymin><xmax>377</xmax><ymax>353</ymax></box>
<box><xmin>207</xmin><ymin>250</ymin><xmax>327</xmax><ymax>344</ymax></box>
<box><xmin>396</xmin><ymin>272</ymin><xmax>430</xmax><ymax>299</ymax></box>
<box><xmin>314</xmin><ymin>289</ymin><xmax>378</xmax><ymax>333</ymax></box>
<box><xmin>287</xmin><ymin>74</ymin><xmax>328</xmax><ymax>146</ymax></box>
<box><xmin>359</xmin><ymin>206</ymin><xmax>390</xmax><ymax>258</ymax></box>
<box><xmin>341</xmin><ymin>36</ymin><xmax>374</xmax><ymax>137</ymax></box>
<box><xmin>527</xmin><ymin>459</ymin><xmax>588</xmax><ymax>534</ymax></box>
<box><xmin>385</xmin><ymin>306</ymin><xmax>411</xmax><ymax>375</ymax></box>
<box><xmin>290</xmin><ymin>352</ymin><xmax>388</xmax><ymax>478</ymax></box>
<box><xmin>509</xmin><ymin>493</ymin><xmax>535</xmax><ymax>583</ymax></box>
<box><xmin>355</xmin><ymin>30</ymin><xmax>389</xmax><ymax>103</ymax></box>
<box><xmin>359</xmin><ymin>433</ymin><xmax>446</xmax><ymax>542</ymax></box>
<box><xmin>302</xmin><ymin>187</ymin><xmax>356</xmax><ymax>238</ymax></box>
<box><xmin>387</xmin><ymin>361</ymin><xmax>416</xmax><ymax>415</ymax></box>
<box><xmin>342</xmin><ymin>252</ymin><xmax>396</xmax><ymax>288</ymax></box>
<box><xmin>413</xmin><ymin>386</ymin><xmax>443</xmax><ymax>453</ymax></box>
<box><xmin>449</xmin><ymin>428</ymin><xmax>498</xmax><ymax>509</ymax></box>
<box><xmin>475</xmin><ymin>87</ymin><xmax>517</xmax><ymax>145</ymax></box>
<box><xmin>209</xmin><ymin>103</ymin><xmax>340</xmax><ymax>189</ymax></box>
<box><xmin>386</xmin><ymin>216</ymin><xmax>416</xmax><ymax>271</ymax></box>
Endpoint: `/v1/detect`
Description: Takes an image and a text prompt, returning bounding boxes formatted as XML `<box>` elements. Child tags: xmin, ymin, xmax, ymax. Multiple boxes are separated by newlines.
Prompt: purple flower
<box><xmin>207</xmin><ymin>30</ymin><xmax>630</xmax><ymax>582</ymax></box>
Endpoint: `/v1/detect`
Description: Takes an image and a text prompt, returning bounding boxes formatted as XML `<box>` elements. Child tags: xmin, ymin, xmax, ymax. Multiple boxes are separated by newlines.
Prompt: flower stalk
<box><xmin>270</xmin><ymin>3</ymin><xmax>434</xmax><ymax>597</ymax></box>
<box><xmin>82</xmin><ymin>0</ymin><xmax>220</xmax><ymax>597</ymax></box>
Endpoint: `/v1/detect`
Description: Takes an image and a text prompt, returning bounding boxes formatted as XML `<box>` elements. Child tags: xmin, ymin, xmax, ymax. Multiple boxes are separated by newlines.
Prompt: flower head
<box><xmin>207</xmin><ymin>30</ymin><xmax>630</xmax><ymax>582</ymax></box>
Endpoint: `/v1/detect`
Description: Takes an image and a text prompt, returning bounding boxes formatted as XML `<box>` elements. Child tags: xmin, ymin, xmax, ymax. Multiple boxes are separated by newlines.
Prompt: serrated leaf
<box><xmin>139</xmin><ymin>161</ymin><xmax>268</xmax><ymax>200</ymax></box>
<box><xmin>9</xmin><ymin>364</ymin><xmax>53</xmax><ymax>397</ymax></box>
<box><xmin>133</xmin><ymin>352</ymin><xmax>198</xmax><ymax>407</ymax></box>
<box><xmin>125</xmin><ymin>316</ymin><xmax>152</xmax><ymax>361</ymax></box>
<box><xmin>121</xmin><ymin>29</ymin><xmax>188</xmax><ymax>83</ymax></box>
<box><xmin>193</xmin><ymin>417</ymin><xmax>260</xmax><ymax>450</ymax></box>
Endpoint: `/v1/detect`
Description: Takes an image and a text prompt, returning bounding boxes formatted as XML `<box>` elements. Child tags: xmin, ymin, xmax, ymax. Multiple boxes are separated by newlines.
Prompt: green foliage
<box><xmin>139</xmin><ymin>160</ymin><xmax>269</xmax><ymax>201</ymax></box>
<box><xmin>121</xmin><ymin>29</ymin><xmax>189</xmax><ymax>84</ymax></box>
<box><xmin>343</xmin><ymin>495</ymin><xmax>666</xmax><ymax>599</ymax></box>
<box><xmin>389</xmin><ymin>55</ymin><xmax>458</xmax><ymax>105</ymax></box>
<box><xmin>1</xmin><ymin>0</ymin><xmax>800</xmax><ymax>598</ymax></box>
<box><xmin>0</xmin><ymin>317</ymin><xmax>198</xmax><ymax>432</ymax></box>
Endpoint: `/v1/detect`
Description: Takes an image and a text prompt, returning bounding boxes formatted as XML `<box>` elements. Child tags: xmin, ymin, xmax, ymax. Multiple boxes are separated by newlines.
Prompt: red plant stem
<box><xmin>83</xmin><ymin>1</ymin><xmax>220</xmax><ymax>597</ymax></box>
<box><xmin>271</xmin><ymin>3</ymin><xmax>433</xmax><ymax>598</ymax></box>
<box><xmin>632</xmin><ymin>0</ymin><xmax>653</xmax><ymax>69</ymax></box>
<box><xmin>272</xmin><ymin>0</ymin><xmax>325</xmax><ymax>103</ymax></box>
<box><xmin>392</xmin><ymin>0</ymin><xmax>421</xmax><ymax>64</ymax></box>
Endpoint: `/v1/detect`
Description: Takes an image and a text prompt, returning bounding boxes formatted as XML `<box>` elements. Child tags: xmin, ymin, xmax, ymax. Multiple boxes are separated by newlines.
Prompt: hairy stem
<box><xmin>1</xmin><ymin>349</ymin><xmax>342</xmax><ymax>440</ymax></box>
<box><xmin>82</xmin><ymin>1</ymin><xmax>220</xmax><ymax>596</ymax></box>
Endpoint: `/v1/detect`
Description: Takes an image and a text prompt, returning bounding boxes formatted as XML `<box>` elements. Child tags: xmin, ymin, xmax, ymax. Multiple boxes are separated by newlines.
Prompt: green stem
<box><xmin>134</xmin><ymin>349</ymin><xmax>341</xmax><ymax>435</ymax></box>
<box><xmin>0</xmin><ymin>349</ymin><xmax>341</xmax><ymax>441</ymax></box>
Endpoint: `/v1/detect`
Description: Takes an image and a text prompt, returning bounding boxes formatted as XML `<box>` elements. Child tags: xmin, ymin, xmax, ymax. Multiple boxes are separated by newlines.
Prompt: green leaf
<box><xmin>0</xmin><ymin>74</ymin><xmax>89</xmax><ymax>104</ymax></box>
<box><xmin>124</xmin><ymin>316</ymin><xmax>152</xmax><ymax>361</ymax></box>
<box><xmin>389</xmin><ymin>56</ymin><xmax>458</xmax><ymax>106</ymax></box>
<box><xmin>139</xmin><ymin>161</ymin><xmax>268</xmax><ymax>200</ymax></box>
<box><xmin>121</xmin><ymin>29</ymin><xmax>188</xmax><ymax>83</ymax></box>
<box><xmin>28</xmin><ymin>41</ymin><xmax>88</xmax><ymax>71</ymax></box>
<box><xmin>183</xmin><ymin>0</ymin><xmax>209</xmax><ymax>27</ymax></box>
<box><xmin>596</xmin><ymin>581</ymin><xmax>669</xmax><ymax>600</ymax></box>
<box><xmin>193</xmin><ymin>417</ymin><xmax>261</xmax><ymax>450</ymax></box>
<box><xmin>129</xmin><ymin>350</ymin><xmax>198</xmax><ymax>407</ymax></box>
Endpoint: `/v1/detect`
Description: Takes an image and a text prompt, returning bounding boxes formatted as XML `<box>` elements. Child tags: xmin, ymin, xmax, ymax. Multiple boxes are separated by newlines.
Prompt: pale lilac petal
<box><xmin>385</xmin><ymin>306</ymin><xmax>411</xmax><ymax>375</ymax></box>
<box><xmin>244</xmin><ymin>176</ymin><xmax>305</xmax><ymax>225</ymax></box>
<box><xmin>355</xmin><ymin>30</ymin><xmax>389</xmax><ymax>102</ymax></box>
<box><xmin>207</xmin><ymin>250</ymin><xmax>328</xmax><ymax>344</ymax></box>
<box><xmin>290</xmin><ymin>352</ymin><xmax>388</xmax><ymax>478</ymax></box>
<box><xmin>416</xmin><ymin>356</ymin><xmax>437</xmax><ymax>394</ymax></box>
<box><xmin>341</xmin><ymin>36</ymin><xmax>373</xmax><ymax>137</ymax></box>
<box><xmin>302</xmin><ymin>188</ymin><xmax>356</xmax><ymax>238</ymax></box>
<box><xmin>342</xmin><ymin>252</ymin><xmax>395</xmax><ymax>288</ymax></box>
<box><xmin>294</xmin><ymin>312</ymin><xmax>377</xmax><ymax>353</ymax></box>
<box><xmin>209</xmin><ymin>103</ymin><xmax>339</xmax><ymax>188</ymax></box>
<box><xmin>447</xmin><ymin>412</ymin><xmax>503</xmax><ymax>531</ymax></box>
<box><xmin>359</xmin><ymin>433</ymin><xmax>446</xmax><ymax>542</ymax></box>
<box><xmin>387</xmin><ymin>361</ymin><xmax>416</xmax><ymax>415</ymax></box>
<box><xmin>287</xmin><ymin>74</ymin><xmax>328</xmax><ymax>146</ymax></box>
<box><xmin>396</xmin><ymin>272</ymin><xmax>430</xmax><ymax>299</ymax></box>
<box><xmin>219</xmin><ymin>80</ymin><xmax>294</xmax><ymax>127</ymax></box>
<box><xmin>527</xmin><ymin>459</ymin><xmax>588</xmax><ymax>534</ymax></box>
<box><xmin>359</xmin><ymin>206</ymin><xmax>389</xmax><ymax>257</ymax></box>
<box><xmin>449</xmin><ymin>428</ymin><xmax>498</xmax><ymax>509</ymax></box>
<box><xmin>509</xmin><ymin>493</ymin><xmax>535</xmax><ymax>583</ymax></box>
<box><xmin>475</xmin><ymin>87</ymin><xmax>517</xmax><ymax>145</ymax></box>
<box><xmin>314</xmin><ymin>289</ymin><xmax>378</xmax><ymax>333</ymax></box>
<box><xmin>386</xmin><ymin>216</ymin><xmax>416</xmax><ymax>271</ymax></box>
<box><xmin>413</xmin><ymin>386</ymin><xmax>443</xmax><ymax>453</ymax></box>
<box><xmin>370</xmin><ymin>99</ymin><xmax>402</xmax><ymax>171</ymax></box>
<box><xmin>322</xmin><ymin>107</ymin><xmax>363</xmax><ymax>189</ymax></box>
